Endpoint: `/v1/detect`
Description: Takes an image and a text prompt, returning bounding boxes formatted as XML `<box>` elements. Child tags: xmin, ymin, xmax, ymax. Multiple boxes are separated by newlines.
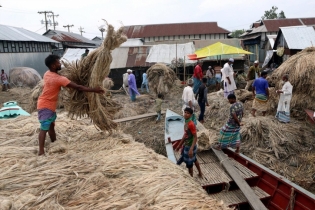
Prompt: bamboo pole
<box><xmin>184</xmin><ymin>56</ymin><xmax>186</xmax><ymax>82</ymax></box>
<box><xmin>256</xmin><ymin>44</ymin><xmax>259</xmax><ymax>61</ymax></box>
<box><xmin>176</xmin><ymin>42</ymin><xmax>178</xmax><ymax>77</ymax></box>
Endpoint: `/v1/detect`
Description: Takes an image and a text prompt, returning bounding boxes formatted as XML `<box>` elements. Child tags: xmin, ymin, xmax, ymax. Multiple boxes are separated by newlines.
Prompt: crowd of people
<box><xmin>121</xmin><ymin>60</ymin><xmax>293</xmax><ymax>177</ymax></box>
<box><xmin>1</xmin><ymin>53</ymin><xmax>291</xmax><ymax>175</ymax></box>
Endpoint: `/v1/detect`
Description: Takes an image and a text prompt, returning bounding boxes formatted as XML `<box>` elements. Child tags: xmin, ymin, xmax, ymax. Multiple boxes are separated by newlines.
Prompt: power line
<box><xmin>63</xmin><ymin>24</ymin><xmax>74</xmax><ymax>32</ymax></box>
<box><xmin>34</xmin><ymin>25</ymin><xmax>46</xmax><ymax>33</ymax></box>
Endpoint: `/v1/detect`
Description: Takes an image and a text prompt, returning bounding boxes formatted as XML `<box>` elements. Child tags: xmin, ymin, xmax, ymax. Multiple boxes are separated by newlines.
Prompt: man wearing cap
<box><xmin>127</xmin><ymin>69</ymin><xmax>140</xmax><ymax>101</ymax></box>
<box><xmin>192</xmin><ymin>60</ymin><xmax>203</xmax><ymax>94</ymax></box>
<box><xmin>222</xmin><ymin>58</ymin><xmax>237</xmax><ymax>98</ymax></box>
<box><xmin>206</xmin><ymin>66</ymin><xmax>215</xmax><ymax>86</ymax></box>
<box><xmin>245</xmin><ymin>60</ymin><xmax>260</xmax><ymax>90</ymax></box>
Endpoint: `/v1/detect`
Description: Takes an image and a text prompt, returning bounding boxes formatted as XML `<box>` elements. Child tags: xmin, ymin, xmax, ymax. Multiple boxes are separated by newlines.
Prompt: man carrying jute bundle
<box><xmin>245</xmin><ymin>60</ymin><xmax>260</xmax><ymax>90</ymax></box>
<box><xmin>37</xmin><ymin>55</ymin><xmax>104</xmax><ymax>156</ymax></box>
<box><xmin>251</xmin><ymin>71</ymin><xmax>269</xmax><ymax>117</ymax></box>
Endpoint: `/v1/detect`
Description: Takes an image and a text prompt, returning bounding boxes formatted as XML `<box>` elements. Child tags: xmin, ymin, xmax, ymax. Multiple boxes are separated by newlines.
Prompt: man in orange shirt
<box><xmin>37</xmin><ymin>55</ymin><xmax>104</xmax><ymax>156</ymax></box>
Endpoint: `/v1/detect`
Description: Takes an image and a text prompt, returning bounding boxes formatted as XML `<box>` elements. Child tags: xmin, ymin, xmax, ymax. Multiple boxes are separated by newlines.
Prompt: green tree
<box><xmin>261</xmin><ymin>6</ymin><xmax>286</xmax><ymax>20</ymax></box>
<box><xmin>231</xmin><ymin>29</ymin><xmax>245</xmax><ymax>38</ymax></box>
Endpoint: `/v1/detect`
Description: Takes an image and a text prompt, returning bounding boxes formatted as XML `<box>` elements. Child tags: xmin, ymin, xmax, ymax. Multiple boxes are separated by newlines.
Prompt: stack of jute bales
<box><xmin>269</xmin><ymin>47</ymin><xmax>315</xmax><ymax>118</ymax></box>
<box><xmin>0</xmin><ymin>114</ymin><xmax>228</xmax><ymax>210</ymax></box>
<box><xmin>147</xmin><ymin>63</ymin><xmax>177</xmax><ymax>96</ymax></box>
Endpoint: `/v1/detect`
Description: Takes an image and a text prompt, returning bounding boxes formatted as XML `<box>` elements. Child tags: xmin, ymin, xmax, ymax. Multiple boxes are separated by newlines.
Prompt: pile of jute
<box><xmin>147</xmin><ymin>63</ymin><xmax>178</xmax><ymax>96</ymax></box>
<box><xmin>269</xmin><ymin>47</ymin><xmax>315</xmax><ymax>118</ymax></box>
<box><xmin>0</xmin><ymin>114</ymin><xmax>228</xmax><ymax>210</ymax></box>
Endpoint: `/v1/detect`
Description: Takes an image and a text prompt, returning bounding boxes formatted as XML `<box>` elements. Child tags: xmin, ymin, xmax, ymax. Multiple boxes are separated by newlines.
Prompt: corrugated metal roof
<box><xmin>262</xmin><ymin>18</ymin><xmax>315</xmax><ymax>32</ymax></box>
<box><xmin>146</xmin><ymin>42</ymin><xmax>195</xmax><ymax>64</ymax></box>
<box><xmin>120</xmin><ymin>38</ymin><xmax>144</xmax><ymax>47</ymax></box>
<box><xmin>124</xmin><ymin>22</ymin><xmax>230</xmax><ymax>38</ymax></box>
<box><xmin>43</xmin><ymin>30</ymin><xmax>96</xmax><ymax>45</ymax></box>
<box><xmin>240</xmin><ymin>25</ymin><xmax>267</xmax><ymax>37</ymax></box>
<box><xmin>300</xmin><ymin>18</ymin><xmax>315</xmax><ymax>25</ymax></box>
<box><xmin>61</xmin><ymin>46</ymin><xmax>151</xmax><ymax>68</ymax></box>
<box><xmin>279</xmin><ymin>26</ymin><xmax>315</xmax><ymax>49</ymax></box>
<box><xmin>126</xmin><ymin>46</ymin><xmax>151</xmax><ymax>67</ymax></box>
<box><xmin>0</xmin><ymin>24</ymin><xmax>59</xmax><ymax>43</ymax></box>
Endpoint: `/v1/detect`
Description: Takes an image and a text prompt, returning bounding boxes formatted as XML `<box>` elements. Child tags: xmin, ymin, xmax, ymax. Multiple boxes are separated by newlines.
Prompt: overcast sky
<box><xmin>0</xmin><ymin>0</ymin><xmax>314</xmax><ymax>39</ymax></box>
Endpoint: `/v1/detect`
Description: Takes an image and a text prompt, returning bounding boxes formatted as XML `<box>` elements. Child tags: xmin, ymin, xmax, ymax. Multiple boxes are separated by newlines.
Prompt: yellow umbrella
<box><xmin>193</xmin><ymin>42</ymin><xmax>252</xmax><ymax>58</ymax></box>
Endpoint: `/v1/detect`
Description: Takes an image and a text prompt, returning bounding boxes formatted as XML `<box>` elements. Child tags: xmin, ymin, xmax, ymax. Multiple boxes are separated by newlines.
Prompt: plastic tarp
<box><xmin>262</xmin><ymin>50</ymin><xmax>274</xmax><ymax>68</ymax></box>
<box><xmin>61</xmin><ymin>48</ymin><xmax>129</xmax><ymax>69</ymax></box>
<box><xmin>146</xmin><ymin>42</ymin><xmax>195</xmax><ymax>64</ymax></box>
<box><xmin>191</xmin><ymin>42</ymin><xmax>252</xmax><ymax>59</ymax></box>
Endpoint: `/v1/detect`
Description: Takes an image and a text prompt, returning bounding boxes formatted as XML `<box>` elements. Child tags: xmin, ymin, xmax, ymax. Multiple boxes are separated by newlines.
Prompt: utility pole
<box><xmin>99</xmin><ymin>28</ymin><xmax>105</xmax><ymax>39</ymax></box>
<box><xmin>47</xmin><ymin>12</ymin><xmax>59</xmax><ymax>30</ymax></box>
<box><xmin>38</xmin><ymin>11</ymin><xmax>52</xmax><ymax>32</ymax></box>
<box><xmin>78</xmin><ymin>26</ymin><xmax>85</xmax><ymax>36</ymax></box>
<box><xmin>63</xmin><ymin>24</ymin><xmax>74</xmax><ymax>32</ymax></box>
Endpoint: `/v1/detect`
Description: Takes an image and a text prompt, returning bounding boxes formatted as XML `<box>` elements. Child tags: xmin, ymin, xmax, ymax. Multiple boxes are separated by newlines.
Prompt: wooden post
<box><xmin>247</xmin><ymin>46</ymin><xmax>251</xmax><ymax>66</ymax></box>
<box><xmin>256</xmin><ymin>44</ymin><xmax>259</xmax><ymax>61</ymax></box>
<box><xmin>184</xmin><ymin>56</ymin><xmax>186</xmax><ymax>82</ymax></box>
<box><xmin>176</xmin><ymin>42</ymin><xmax>178</xmax><ymax>77</ymax></box>
<box><xmin>212</xmin><ymin>148</ymin><xmax>268</xmax><ymax>210</ymax></box>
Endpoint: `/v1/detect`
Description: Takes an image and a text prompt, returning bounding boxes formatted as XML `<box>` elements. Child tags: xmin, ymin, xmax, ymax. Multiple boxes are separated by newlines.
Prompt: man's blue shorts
<box><xmin>38</xmin><ymin>109</ymin><xmax>57</xmax><ymax>131</ymax></box>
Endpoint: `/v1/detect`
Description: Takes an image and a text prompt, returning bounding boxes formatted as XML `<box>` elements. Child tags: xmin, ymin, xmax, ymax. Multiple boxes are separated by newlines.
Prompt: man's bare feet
<box><xmin>212</xmin><ymin>144</ymin><xmax>222</xmax><ymax>151</ymax></box>
<box><xmin>38</xmin><ymin>152</ymin><xmax>45</xmax><ymax>156</ymax></box>
<box><xmin>198</xmin><ymin>172</ymin><xmax>203</xmax><ymax>178</ymax></box>
<box><xmin>235</xmin><ymin>147</ymin><xmax>240</xmax><ymax>154</ymax></box>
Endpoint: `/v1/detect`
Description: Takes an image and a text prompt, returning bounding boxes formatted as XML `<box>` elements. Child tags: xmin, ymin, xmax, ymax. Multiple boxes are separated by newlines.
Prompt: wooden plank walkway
<box><xmin>174</xmin><ymin>150</ymin><xmax>258</xmax><ymax>187</ymax></box>
<box><xmin>113</xmin><ymin>111</ymin><xmax>166</xmax><ymax>123</ymax></box>
<box><xmin>209</xmin><ymin>186</ymin><xmax>270</xmax><ymax>208</ymax></box>
<box><xmin>212</xmin><ymin>148</ymin><xmax>268</xmax><ymax>210</ymax></box>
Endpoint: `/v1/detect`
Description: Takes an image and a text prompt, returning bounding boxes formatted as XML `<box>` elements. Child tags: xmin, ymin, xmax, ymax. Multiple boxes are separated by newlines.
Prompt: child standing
<box><xmin>155</xmin><ymin>94</ymin><xmax>163</xmax><ymax>123</ymax></box>
<box><xmin>175</xmin><ymin>107</ymin><xmax>202</xmax><ymax>177</ymax></box>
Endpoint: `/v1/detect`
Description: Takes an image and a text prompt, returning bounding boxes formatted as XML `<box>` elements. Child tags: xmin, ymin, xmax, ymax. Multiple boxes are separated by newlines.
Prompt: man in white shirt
<box><xmin>182</xmin><ymin>79</ymin><xmax>196</xmax><ymax>112</ymax></box>
<box><xmin>182</xmin><ymin>78</ymin><xmax>197</xmax><ymax>124</ymax></box>
<box><xmin>222</xmin><ymin>58</ymin><xmax>237</xmax><ymax>98</ymax></box>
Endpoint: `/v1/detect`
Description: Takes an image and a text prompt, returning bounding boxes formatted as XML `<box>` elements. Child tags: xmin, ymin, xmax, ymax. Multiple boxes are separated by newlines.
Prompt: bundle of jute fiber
<box><xmin>60</xmin><ymin>22</ymin><xmax>127</xmax><ymax>131</ymax></box>
<box><xmin>0</xmin><ymin>114</ymin><xmax>228</xmax><ymax>210</ymax></box>
<box><xmin>147</xmin><ymin>63</ymin><xmax>177</xmax><ymax>96</ymax></box>
<box><xmin>269</xmin><ymin>47</ymin><xmax>315</xmax><ymax>118</ymax></box>
<box><xmin>102</xmin><ymin>77</ymin><xmax>114</xmax><ymax>90</ymax></box>
<box><xmin>9</xmin><ymin>67</ymin><xmax>42</xmax><ymax>88</ymax></box>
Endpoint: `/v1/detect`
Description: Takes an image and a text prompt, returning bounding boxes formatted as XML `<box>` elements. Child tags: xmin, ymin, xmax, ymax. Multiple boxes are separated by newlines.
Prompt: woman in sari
<box><xmin>275</xmin><ymin>75</ymin><xmax>293</xmax><ymax>123</ymax></box>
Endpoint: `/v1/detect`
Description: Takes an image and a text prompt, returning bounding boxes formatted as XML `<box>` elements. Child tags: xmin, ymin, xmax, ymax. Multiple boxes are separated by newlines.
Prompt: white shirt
<box><xmin>182</xmin><ymin>86</ymin><xmax>196</xmax><ymax>109</ymax></box>
<box><xmin>222</xmin><ymin>63</ymin><xmax>237</xmax><ymax>91</ymax></box>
